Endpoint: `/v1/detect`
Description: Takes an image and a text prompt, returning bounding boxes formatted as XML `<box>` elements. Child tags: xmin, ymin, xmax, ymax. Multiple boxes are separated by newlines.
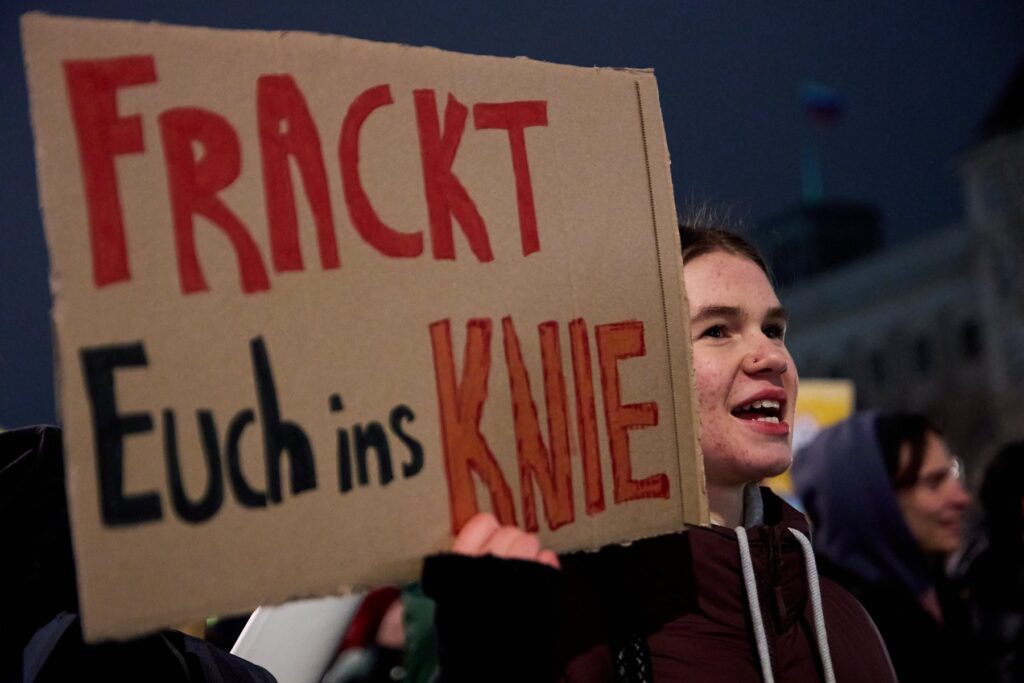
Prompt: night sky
<box><xmin>2</xmin><ymin>1</ymin><xmax>1023</xmax><ymax>427</ymax></box>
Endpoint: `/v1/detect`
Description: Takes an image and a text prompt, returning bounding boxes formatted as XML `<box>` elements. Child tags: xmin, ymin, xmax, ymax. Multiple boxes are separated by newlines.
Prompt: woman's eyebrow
<box><xmin>691</xmin><ymin>305</ymin><xmax>790</xmax><ymax>324</ymax></box>
<box><xmin>767</xmin><ymin>306</ymin><xmax>790</xmax><ymax>323</ymax></box>
<box><xmin>691</xmin><ymin>305</ymin><xmax>742</xmax><ymax>323</ymax></box>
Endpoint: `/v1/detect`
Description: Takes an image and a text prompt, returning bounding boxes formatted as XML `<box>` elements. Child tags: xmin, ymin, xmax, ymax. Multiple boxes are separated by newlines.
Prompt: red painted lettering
<box><xmin>63</xmin><ymin>56</ymin><xmax>157</xmax><ymax>287</ymax></box>
<box><xmin>596</xmin><ymin>321</ymin><xmax>668</xmax><ymax>502</ymax></box>
<box><xmin>502</xmin><ymin>318</ymin><xmax>574</xmax><ymax>532</ymax></box>
<box><xmin>159</xmin><ymin>108</ymin><xmax>270</xmax><ymax>294</ymax></box>
<box><xmin>473</xmin><ymin>101</ymin><xmax>547</xmax><ymax>256</ymax></box>
<box><xmin>569</xmin><ymin>318</ymin><xmax>606</xmax><ymax>515</ymax></box>
<box><xmin>257</xmin><ymin>74</ymin><xmax>339</xmax><ymax>272</ymax></box>
<box><xmin>340</xmin><ymin>85</ymin><xmax>423</xmax><ymax>257</ymax></box>
<box><xmin>414</xmin><ymin>90</ymin><xmax>492</xmax><ymax>262</ymax></box>
<box><xmin>429</xmin><ymin>318</ymin><xmax>516</xmax><ymax>532</ymax></box>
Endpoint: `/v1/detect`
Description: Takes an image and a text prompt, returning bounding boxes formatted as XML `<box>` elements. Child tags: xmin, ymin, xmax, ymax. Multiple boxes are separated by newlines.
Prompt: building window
<box><xmin>961</xmin><ymin>320</ymin><xmax>983</xmax><ymax>359</ymax></box>
<box><xmin>914</xmin><ymin>337</ymin><xmax>932</xmax><ymax>374</ymax></box>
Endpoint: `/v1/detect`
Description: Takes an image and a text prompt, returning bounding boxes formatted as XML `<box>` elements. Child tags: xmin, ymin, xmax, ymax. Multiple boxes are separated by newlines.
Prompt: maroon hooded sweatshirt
<box><xmin>423</xmin><ymin>488</ymin><xmax>895</xmax><ymax>682</ymax></box>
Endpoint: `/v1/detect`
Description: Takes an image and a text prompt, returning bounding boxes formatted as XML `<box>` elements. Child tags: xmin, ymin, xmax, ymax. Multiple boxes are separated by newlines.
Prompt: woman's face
<box><xmin>684</xmin><ymin>251</ymin><xmax>798</xmax><ymax>488</ymax></box>
<box><xmin>896</xmin><ymin>432</ymin><xmax>970</xmax><ymax>556</ymax></box>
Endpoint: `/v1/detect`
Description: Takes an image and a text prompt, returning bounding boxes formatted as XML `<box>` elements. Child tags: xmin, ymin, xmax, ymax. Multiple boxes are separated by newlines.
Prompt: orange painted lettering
<box><xmin>596</xmin><ymin>321</ymin><xmax>668</xmax><ymax>502</ymax></box>
<box><xmin>429</xmin><ymin>318</ymin><xmax>516</xmax><ymax>532</ymax></box>
<box><xmin>502</xmin><ymin>318</ymin><xmax>574</xmax><ymax>532</ymax></box>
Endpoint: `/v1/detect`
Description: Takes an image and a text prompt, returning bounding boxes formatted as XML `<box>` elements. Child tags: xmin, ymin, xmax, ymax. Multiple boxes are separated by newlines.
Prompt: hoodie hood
<box><xmin>791</xmin><ymin>411</ymin><xmax>932</xmax><ymax>598</ymax></box>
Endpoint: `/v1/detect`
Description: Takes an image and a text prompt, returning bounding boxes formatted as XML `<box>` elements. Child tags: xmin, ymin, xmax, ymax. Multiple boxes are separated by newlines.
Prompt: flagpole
<box><xmin>798</xmin><ymin>81</ymin><xmax>844</xmax><ymax>204</ymax></box>
<box><xmin>800</xmin><ymin>131</ymin><xmax>823</xmax><ymax>203</ymax></box>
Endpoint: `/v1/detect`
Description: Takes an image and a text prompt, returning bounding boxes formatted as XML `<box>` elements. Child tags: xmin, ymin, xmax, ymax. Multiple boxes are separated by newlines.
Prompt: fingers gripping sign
<box><xmin>452</xmin><ymin>512</ymin><xmax>561</xmax><ymax>569</ymax></box>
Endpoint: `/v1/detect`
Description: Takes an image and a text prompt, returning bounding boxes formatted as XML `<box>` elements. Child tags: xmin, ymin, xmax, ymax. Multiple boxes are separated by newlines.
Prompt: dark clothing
<box><xmin>29</xmin><ymin>614</ymin><xmax>276</xmax><ymax>683</ymax></box>
<box><xmin>951</xmin><ymin>439</ymin><xmax>1024</xmax><ymax>683</ymax></box>
<box><xmin>793</xmin><ymin>412</ymin><xmax>982</xmax><ymax>683</ymax></box>
<box><xmin>424</xmin><ymin>554</ymin><xmax>563</xmax><ymax>681</ymax></box>
<box><xmin>951</xmin><ymin>525</ymin><xmax>1024</xmax><ymax>682</ymax></box>
<box><xmin>2</xmin><ymin>425</ymin><xmax>78</xmax><ymax>664</ymax></box>
<box><xmin>1</xmin><ymin>425</ymin><xmax>275</xmax><ymax>683</ymax></box>
<box><xmin>424</xmin><ymin>488</ymin><xmax>894</xmax><ymax>682</ymax></box>
<box><xmin>817</xmin><ymin>557</ymin><xmax>979</xmax><ymax>683</ymax></box>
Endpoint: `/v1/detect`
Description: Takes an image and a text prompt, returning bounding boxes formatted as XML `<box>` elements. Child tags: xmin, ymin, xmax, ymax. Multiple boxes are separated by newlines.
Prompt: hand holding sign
<box><xmin>452</xmin><ymin>512</ymin><xmax>561</xmax><ymax>569</ymax></box>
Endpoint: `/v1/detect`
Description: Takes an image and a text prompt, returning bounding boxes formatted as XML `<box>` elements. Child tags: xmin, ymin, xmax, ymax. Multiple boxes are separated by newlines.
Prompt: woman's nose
<box><xmin>948</xmin><ymin>479</ymin><xmax>971</xmax><ymax>508</ymax></box>
<box><xmin>742</xmin><ymin>336</ymin><xmax>788</xmax><ymax>375</ymax></box>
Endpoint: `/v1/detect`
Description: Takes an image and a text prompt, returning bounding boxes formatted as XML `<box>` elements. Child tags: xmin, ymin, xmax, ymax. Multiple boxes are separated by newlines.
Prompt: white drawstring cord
<box><xmin>789</xmin><ymin>528</ymin><xmax>837</xmax><ymax>683</ymax></box>
<box><xmin>736</xmin><ymin>526</ymin><xmax>775</xmax><ymax>683</ymax></box>
<box><xmin>737</xmin><ymin>526</ymin><xmax>837</xmax><ymax>683</ymax></box>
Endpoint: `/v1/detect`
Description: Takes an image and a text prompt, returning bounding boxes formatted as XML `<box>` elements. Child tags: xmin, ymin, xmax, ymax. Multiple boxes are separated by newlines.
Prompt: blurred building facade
<box><xmin>961</xmin><ymin>63</ymin><xmax>1024</xmax><ymax>457</ymax></box>
<box><xmin>756</xmin><ymin>63</ymin><xmax>1024</xmax><ymax>467</ymax></box>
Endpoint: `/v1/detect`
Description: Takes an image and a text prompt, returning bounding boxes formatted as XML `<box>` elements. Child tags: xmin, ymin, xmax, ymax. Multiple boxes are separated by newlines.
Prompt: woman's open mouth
<box><xmin>731</xmin><ymin>399</ymin><xmax>783</xmax><ymax>424</ymax></box>
<box><xmin>730</xmin><ymin>398</ymin><xmax>790</xmax><ymax>436</ymax></box>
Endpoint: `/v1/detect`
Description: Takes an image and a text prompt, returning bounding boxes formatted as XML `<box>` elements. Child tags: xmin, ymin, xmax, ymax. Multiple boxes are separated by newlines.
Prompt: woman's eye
<box><xmin>700</xmin><ymin>324</ymin><xmax>726</xmax><ymax>339</ymax></box>
<box><xmin>763</xmin><ymin>323</ymin><xmax>786</xmax><ymax>340</ymax></box>
<box><xmin>920</xmin><ymin>472</ymin><xmax>948</xmax><ymax>491</ymax></box>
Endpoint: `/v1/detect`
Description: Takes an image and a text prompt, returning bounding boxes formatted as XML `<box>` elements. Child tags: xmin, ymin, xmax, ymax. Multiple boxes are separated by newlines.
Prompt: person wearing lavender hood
<box><xmin>792</xmin><ymin>411</ymin><xmax>981</xmax><ymax>683</ymax></box>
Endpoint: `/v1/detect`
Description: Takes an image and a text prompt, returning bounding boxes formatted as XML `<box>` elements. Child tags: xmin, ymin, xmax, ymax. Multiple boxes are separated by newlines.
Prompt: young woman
<box><xmin>421</xmin><ymin>224</ymin><xmax>896</xmax><ymax>682</ymax></box>
<box><xmin>793</xmin><ymin>412</ymin><xmax>979</xmax><ymax>683</ymax></box>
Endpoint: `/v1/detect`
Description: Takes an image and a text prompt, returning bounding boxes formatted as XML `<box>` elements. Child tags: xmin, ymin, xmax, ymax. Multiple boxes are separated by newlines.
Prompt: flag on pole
<box><xmin>801</xmin><ymin>81</ymin><xmax>845</xmax><ymax>127</ymax></box>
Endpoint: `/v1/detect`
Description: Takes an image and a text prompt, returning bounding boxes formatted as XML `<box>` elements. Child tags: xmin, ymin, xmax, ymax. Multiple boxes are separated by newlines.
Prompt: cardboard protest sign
<box><xmin>21</xmin><ymin>12</ymin><xmax>706</xmax><ymax>641</ymax></box>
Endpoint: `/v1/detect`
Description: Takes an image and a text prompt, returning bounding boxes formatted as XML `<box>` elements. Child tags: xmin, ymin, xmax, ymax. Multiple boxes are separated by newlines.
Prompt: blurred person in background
<box><xmin>950</xmin><ymin>441</ymin><xmax>1024</xmax><ymax>682</ymax></box>
<box><xmin>792</xmin><ymin>411</ymin><xmax>980</xmax><ymax>682</ymax></box>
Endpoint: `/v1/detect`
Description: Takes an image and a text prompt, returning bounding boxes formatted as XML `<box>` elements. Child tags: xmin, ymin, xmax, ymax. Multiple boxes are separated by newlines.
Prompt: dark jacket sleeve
<box><xmin>421</xmin><ymin>553</ymin><xmax>561</xmax><ymax>682</ymax></box>
<box><xmin>818</xmin><ymin>576</ymin><xmax>898</xmax><ymax>683</ymax></box>
<box><xmin>3</xmin><ymin>425</ymin><xmax>276</xmax><ymax>683</ymax></box>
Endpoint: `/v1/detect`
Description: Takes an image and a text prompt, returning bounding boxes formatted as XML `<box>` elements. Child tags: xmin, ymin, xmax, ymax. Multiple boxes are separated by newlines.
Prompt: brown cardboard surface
<box><xmin>21</xmin><ymin>12</ymin><xmax>707</xmax><ymax>641</ymax></box>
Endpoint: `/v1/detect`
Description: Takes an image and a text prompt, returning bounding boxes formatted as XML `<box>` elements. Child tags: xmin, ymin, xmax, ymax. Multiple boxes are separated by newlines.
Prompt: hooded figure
<box><xmin>792</xmin><ymin>411</ymin><xmax>979</xmax><ymax>683</ymax></box>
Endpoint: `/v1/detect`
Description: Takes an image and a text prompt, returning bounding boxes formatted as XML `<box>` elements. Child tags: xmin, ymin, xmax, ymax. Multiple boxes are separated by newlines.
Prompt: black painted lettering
<box><xmin>390</xmin><ymin>404</ymin><xmax>424</xmax><ymax>478</ymax></box>
<box><xmin>226</xmin><ymin>408</ymin><xmax>267</xmax><ymax>507</ymax></box>
<box><xmin>80</xmin><ymin>343</ymin><xmax>162</xmax><ymax>526</ymax></box>
<box><xmin>337</xmin><ymin>428</ymin><xmax>353</xmax><ymax>492</ymax></box>
<box><xmin>163</xmin><ymin>410</ymin><xmax>224</xmax><ymax>523</ymax></box>
<box><xmin>354</xmin><ymin>422</ymin><xmax>393</xmax><ymax>486</ymax></box>
<box><xmin>251</xmin><ymin>336</ymin><xmax>317</xmax><ymax>502</ymax></box>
